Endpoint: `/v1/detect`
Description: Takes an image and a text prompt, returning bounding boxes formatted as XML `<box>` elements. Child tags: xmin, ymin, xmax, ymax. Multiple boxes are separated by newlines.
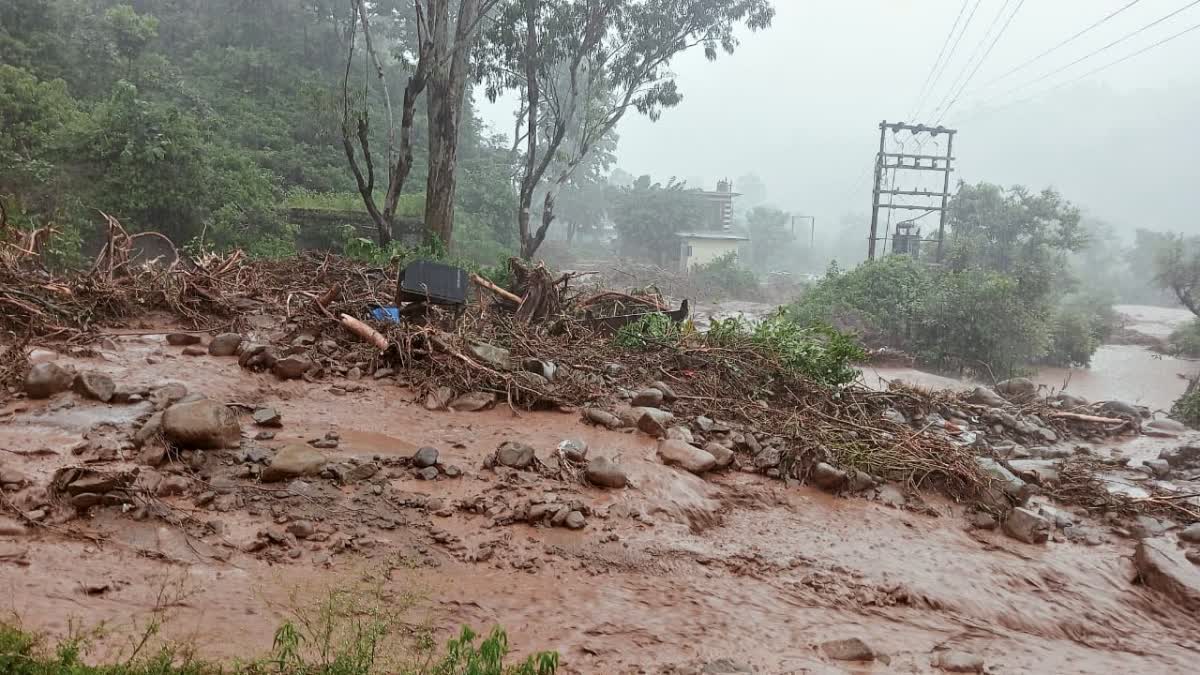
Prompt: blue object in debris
<box><xmin>371</xmin><ymin>306</ymin><xmax>401</xmax><ymax>323</ymax></box>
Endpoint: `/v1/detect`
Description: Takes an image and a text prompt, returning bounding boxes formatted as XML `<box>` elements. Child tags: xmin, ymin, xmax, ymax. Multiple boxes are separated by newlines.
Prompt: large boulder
<box><xmin>73</xmin><ymin>371</ymin><xmax>116</xmax><ymax>402</ymax></box>
<box><xmin>24</xmin><ymin>362</ymin><xmax>74</xmax><ymax>399</ymax></box>
<box><xmin>1004</xmin><ymin>507</ymin><xmax>1050</xmax><ymax>544</ymax></box>
<box><xmin>657</xmin><ymin>440</ymin><xmax>716</xmax><ymax>474</ymax></box>
<box><xmin>637</xmin><ymin>408</ymin><xmax>675</xmax><ymax>438</ymax></box>
<box><xmin>412</xmin><ymin>446</ymin><xmax>439</xmax><ymax>468</ymax></box>
<box><xmin>495</xmin><ymin>441</ymin><xmax>536</xmax><ymax>469</ymax></box>
<box><xmin>995</xmin><ymin>378</ymin><xmax>1037</xmax><ymax>403</ymax></box>
<box><xmin>631</xmin><ymin>388</ymin><xmax>664</xmax><ymax>407</ymax></box>
<box><xmin>1099</xmin><ymin>399</ymin><xmax>1143</xmax><ymax>418</ymax></box>
<box><xmin>966</xmin><ymin>386</ymin><xmax>1007</xmax><ymax>408</ymax></box>
<box><xmin>273</xmin><ymin>354</ymin><xmax>312</xmax><ymax>380</ymax></box>
<box><xmin>208</xmin><ymin>333</ymin><xmax>243</xmax><ymax>356</ymax></box>
<box><xmin>585</xmin><ymin>457</ymin><xmax>629</xmax><ymax>488</ymax></box>
<box><xmin>262</xmin><ymin>444</ymin><xmax>328</xmax><ymax>482</ymax></box>
<box><xmin>702</xmin><ymin>442</ymin><xmax>735</xmax><ymax>469</ymax></box>
<box><xmin>161</xmin><ymin>399</ymin><xmax>241</xmax><ymax>449</ymax></box>
<box><xmin>450</xmin><ymin>391</ymin><xmax>494</xmax><ymax>412</ymax></box>
<box><xmin>1134</xmin><ymin>537</ymin><xmax>1200</xmax><ymax>611</ymax></box>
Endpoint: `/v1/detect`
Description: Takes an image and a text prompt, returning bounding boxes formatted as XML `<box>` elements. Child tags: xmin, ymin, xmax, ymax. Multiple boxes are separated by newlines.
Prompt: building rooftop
<box><xmin>676</xmin><ymin>231</ymin><xmax>749</xmax><ymax>241</ymax></box>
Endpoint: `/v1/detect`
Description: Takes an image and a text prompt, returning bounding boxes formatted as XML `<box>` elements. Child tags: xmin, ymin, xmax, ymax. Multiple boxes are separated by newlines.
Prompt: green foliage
<box><xmin>690</xmin><ymin>252</ymin><xmax>760</xmax><ymax>300</ymax></box>
<box><xmin>1169</xmin><ymin>319</ymin><xmax>1200</xmax><ymax>357</ymax></box>
<box><xmin>610</xmin><ymin>176</ymin><xmax>703</xmax><ymax>265</ymax></box>
<box><xmin>744</xmin><ymin>205</ymin><xmax>794</xmax><ymax>270</ymax></box>
<box><xmin>1172</xmin><ymin>378</ymin><xmax>1200</xmax><ymax>429</ymax></box>
<box><xmin>742</xmin><ymin>312</ymin><xmax>864</xmax><ymax>387</ymax></box>
<box><xmin>614</xmin><ymin>313</ymin><xmax>684</xmax><ymax>349</ymax></box>
<box><xmin>426</xmin><ymin>626</ymin><xmax>557</xmax><ymax>675</ymax></box>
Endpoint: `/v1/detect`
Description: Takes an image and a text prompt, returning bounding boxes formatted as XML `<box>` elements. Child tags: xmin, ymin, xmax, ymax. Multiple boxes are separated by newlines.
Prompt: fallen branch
<box><xmin>1050</xmin><ymin>412</ymin><xmax>1125</xmax><ymax>424</ymax></box>
<box><xmin>471</xmin><ymin>273</ymin><xmax>522</xmax><ymax>304</ymax></box>
<box><xmin>340</xmin><ymin>313</ymin><xmax>388</xmax><ymax>350</ymax></box>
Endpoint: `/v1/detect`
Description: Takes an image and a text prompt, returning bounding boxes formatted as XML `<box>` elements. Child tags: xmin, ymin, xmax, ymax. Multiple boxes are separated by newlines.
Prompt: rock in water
<box><xmin>424</xmin><ymin>386</ymin><xmax>454</xmax><ymax>411</ymax></box>
<box><xmin>637</xmin><ymin>408</ymin><xmax>675</xmax><ymax>438</ymax></box>
<box><xmin>182</xmin><ymin>345</ymin><xmax>207</xmax><ymax>356</ymax></box>
<box><xmin>1179</xmin><ymin>523</ymin><xmax>1200</xmax><ymax>544</ymax></box>
<box><xmin>24</xmin><ymin>362</ymin><xmax>74</xmax><ymax>399</ymax></box>
<box><xmin>262</xmin><ymin>444</ymin><xmax>328</xmax><ymax>482</ymax></box>
<box><xmin>208</xmin><ymin>333</ymin><xmax>243</xmax><ymax>356</ymax></box>
<box><xmin>252</xmin><ymin>407</ymin><xmax>282</xmax><ymax>427</ymax></box>
<box><xmin>1099</xmin><ymin>399</ymin><xmax>1141</xmax><ymax>418</ymax></box>
<box><xmin>820</xmin><ymin>638</ymin><xmax>876</xmax><ymax>661</ymax></box>
<box><xmin>995</xmin><ymin>377</ymin><xmax>1037</xmax><ymax>403</ymax></box>
<box><xmin>273</xmin><ymin>355</ymin><xmax>312</xmax><ymax>380</ymax></box>
<box><xmin>161</xmin><ymin>399</ymin><xmax>241</xmax><ymax>449</ymax></box>
<box><xmin>933</xmin><ymin>650</ymin><xmax>985</xmax><ymax>673</ymax></box>
<box><xmin>449</xmin><ymin>391</ymin><xmax>494</xmax><ymax>412</ymax></box>
<box><xmin>72</xmin><ymin>371</ymin><xmax>115</xmax><ymax>402</ymax></box>
<box><xmin>657</xmin><ymin>440</ymin><xmax>716</xmax><ymax>474</ymax></box>
<box><xmin>966</xmin><ymin>386</ymin><xmax>1008</xmax><ymax>408</ymax></box>
<box><xmin>166</xmin><ymin>333</ymin><xmax>201</xmax><ymax>346</ymax></box>
<box><xmin>495</xmin><ymin>442</ymin><xmax>536</xmax><ymax>469</ymax></box>
<box><xmin>702</xmin><ymin>442</ymin><xmax>735</xmax><ymax>469</ymax></box>
<box><xmin>811</xmin><ymin>462</ymin><xmax>847</xmax><ymax>491</ymax></box>
<box><xmin>583</xmin><ymin>408</ymin><xmax>622</xmax><ymax>429</ymax></box>
<box><xmin>413</xmin><ymin>446</ymin><xmax>439</xmax><ymax>468</ymax></box>
<box><xmin>631</xmin><ymin>388</ymin><xmax>664</xmax><ymax>407</ymax></box>
<box><xmin>585</xmin><ymin>457</ymin><xmax>628</xmax><ymax>488</ymax></box>
<box><xmin>1003</xmin><ymin>507</ymin><xmax>1050</xmax><ymax>544</ymax></box>
<box><xmin>1134</xmin><ymin>537</ymin><xmax>1200</xmax><ymax>611</ymax></box>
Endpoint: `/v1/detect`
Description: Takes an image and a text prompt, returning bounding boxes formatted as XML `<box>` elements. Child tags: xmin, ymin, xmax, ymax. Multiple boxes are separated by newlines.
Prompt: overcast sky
<box><xmin>479</xmin><ymin>0</ymin><xmax>1200</xmax><ymax>242</ymax></box>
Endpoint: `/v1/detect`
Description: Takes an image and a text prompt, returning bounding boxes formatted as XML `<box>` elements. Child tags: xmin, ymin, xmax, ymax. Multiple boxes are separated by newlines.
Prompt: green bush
<box><xmin>706</xmin><ymin>311</ymin><xmax>864</xmax><ymax>387</ymax></box>
<box><xmin>1172</xmin><ymin>377</ymin><xmax>1200</xmax><ymax>428</ymax></box>
<box><xmin>1169</xmin><ymin>319</ymin><xmax>1200</xmax><ymax>357</ymax></box>
<box><xmin>690</xmin><ymin>252</ymin><xmax>761</xmax><ymax>300</ymax></box>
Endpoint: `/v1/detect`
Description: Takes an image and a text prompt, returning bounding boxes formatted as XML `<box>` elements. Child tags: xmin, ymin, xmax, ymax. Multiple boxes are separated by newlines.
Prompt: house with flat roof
<box><xmin>676</xmin><ymin>178</ymin><xmax>748</xmax><ymax>272</ymax></box>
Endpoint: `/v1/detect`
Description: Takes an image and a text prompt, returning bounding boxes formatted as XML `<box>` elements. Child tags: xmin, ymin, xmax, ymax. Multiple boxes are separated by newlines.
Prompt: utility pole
<box><xmin>867</xmin><ymin>121</ymin><xmax>957</xmax><ymax>261</ymax></box>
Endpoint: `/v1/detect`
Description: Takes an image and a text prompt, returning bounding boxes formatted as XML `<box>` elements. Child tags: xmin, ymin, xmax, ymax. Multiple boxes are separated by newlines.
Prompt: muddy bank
<box><xmin>3</xmin><ymin>333</ymin><xmax>1200</xmax><ymax>674</ymax></box>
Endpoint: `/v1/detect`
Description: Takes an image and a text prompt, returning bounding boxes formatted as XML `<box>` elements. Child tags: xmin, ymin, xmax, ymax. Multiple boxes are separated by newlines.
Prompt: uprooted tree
<box><xmin>480</xmin><ymin>0</ymin><xmax>775</xmax><ymax>259</ymax></box>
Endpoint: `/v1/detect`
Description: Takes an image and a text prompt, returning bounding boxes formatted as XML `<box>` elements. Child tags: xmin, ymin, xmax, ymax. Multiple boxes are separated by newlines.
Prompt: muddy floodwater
<box><xmin>865</xmin><ymin>304</ymin><xmax>1200</xmax><ymax>411</ymax></box>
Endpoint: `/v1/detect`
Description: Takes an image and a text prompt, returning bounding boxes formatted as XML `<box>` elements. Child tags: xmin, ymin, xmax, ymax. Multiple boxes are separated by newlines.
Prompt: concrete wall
<box><xmin>683</xmin><ymin>238</ymin><xmax>741</xmax><ymax>271</ymax></box>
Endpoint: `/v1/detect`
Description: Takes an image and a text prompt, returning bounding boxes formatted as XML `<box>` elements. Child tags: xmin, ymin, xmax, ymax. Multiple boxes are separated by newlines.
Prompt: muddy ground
<box><xmin>4</xmin><ymin>331</ymin><xmax>1200</xmax><ymax>674</ymax></box>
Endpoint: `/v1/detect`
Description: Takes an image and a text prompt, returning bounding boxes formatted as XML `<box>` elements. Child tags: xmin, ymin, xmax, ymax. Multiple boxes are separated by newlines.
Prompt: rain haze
<box><xmin>481</xmin><ymin>0</ymin><xmax>1200</xmax><ymax>252</ymax></box>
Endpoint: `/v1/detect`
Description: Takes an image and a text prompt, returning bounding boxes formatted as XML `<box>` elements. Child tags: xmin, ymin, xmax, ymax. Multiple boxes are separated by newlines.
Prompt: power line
<box><xmin>913</xmin><ymin>0</ymin><xmax>985</xmax><ymax>120</ymax></box>
<box><xmin>929</xmin><ymin>0</ymin><xmax>1020</xmax><ymax>123</ymax></box>
<box><xmin>953</xmin><ymin>18</ymin><xmax>1200</xmax><ymax>123</ymax></box>
<box><xmin>906</xmin><ymin>0</ymin><xmax>972</xmax><ymax>120</ymax></box>
<box><xmin>976</xmin><ymin>0</ymin><xmax>1200</xmax><ymax>107</ymax></box>
<box><xmin>980</xmin><ymin>0</ymin><xmax>1142</xmax><ymax>88</ymax></box>
<box><xmin>936</xmin><ymin>0</ymin><xmax>1026</xmax><ymax>123</ymax></box>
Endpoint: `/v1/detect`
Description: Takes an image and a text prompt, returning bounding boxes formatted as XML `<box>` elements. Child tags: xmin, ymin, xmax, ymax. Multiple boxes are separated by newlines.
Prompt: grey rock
<box><xmin>182</xmin><ymin>345</ymin><xmax>207</xmax><ymax>356</ymax></box>
<box><xmin>666</xmin><ymin>426</ymin><xmax>695</xmax><ymax>444</ymax></box>
<box><xmin>1179</xmin><ymin>523</ymin><xmax>1200</xmax><ymax>543</ymax></box>
<box><xmin>701</xmin><ymin>658</ymin><xmax>753</xmax><ymax>674</ymax></box>
<box><xmin>631</xmin><ymin>388</ymin><xmax>664</xmax><ymax>407</ymax></box>
<box><xmin>252</xmin><ymin>407</ymin><xmax>282</xmax><ymax>427</ymax></box>
<box><xmin>967</xmin><ymin>386</ymin><xmax>1007</xmax><ymax>408</ymax></box>
<box><xmin>1131</xmin><ymin>515</ymin><xmax>1171</xmax><ymax>539</ymax></box>
<box><xmin>583</xmin><ymin>408</ymin><xmax>622</xmax><ymax>429</ymax></box>
<box><xmin>694</xmin><ymin>416</ymin><xmax>715</xmax><ymax>433</ymax></box>
<box><xmin>150</xmin><ymin>382</ymin><xmax>188</xmax><ymax>409</ymax></box>
<box><xmin>262</xmin><ymin>444</ymin><xmax>328</xmax><ymax>482</ymax></box>
<box><xmin>969</xmin><ymin>511</ymin><xmax>997</xmax><ymax>530</ymax></box>
<box><xmin>286</xmin><ymin>520</ymin><xmax>316</xmax><ymax>539</ymax></box>
<box><xmin>1099</xmin><ymin>399</ymin><xmax>1142</xmax><ymax>418</ymax></box>
<box><xmin>344</xmin><ymin>462</ymin><xmax>379</xmax><ymax>482</ymax></box>
<box><xmin>449</xmin><ymin>391</ymin><xmax>494</xmax><ymax>412</ymax></box>
<box><xmin>565</xmin><ymin>510</ymin><xmax>586</xmax><ymax>529</ymax></box>
<box><xmin>996</xmin><ymin>377</ymin><xmax>1037</xmax><ymax>403</ymax></box>
<box><xmin>651</xmin><ymin>381</ymin><xmax>678</xmax><ymax>401</ymax></box>
<box><xmin>24</xmin><ymin>362</ymin><xmax>74</xmax><ymax>399</ymax></box>
<box><xmin>442</xmin><ymin>464</ymin><xmax>462</xmax><ymax>478</ymax></box>
<box><xmin>413</xmin><ymin>447</ymin><xmax>439</xmax><ymax>468</ymax></box>
<box><xmin>585</xmin><ymin>457</ymin><xmax>628</xmax><ymax>489</ymax></box>
<box><xmin>933</xmin><ymin>650</ymin><xmax>985</xmax><ymax>673</ymax></box>
<box><xmin>557</xmin><ymin>439</ymin><xmax>588</xmax><ymax>463</ymax></box>
<box><xmin>1144</xmin><ymin>458</ymin><xmax>1172</xmax><ymax>478</ymax></box>
<box><xmin>155</xmin><ymin>475</ymin><xmax>190</xmax><ymax>497</ymax></box>
<box><xmin>469</xmin><ymin>342</ymin><xmax>511</xmax><ymax>370</ymax></box>
<box><xmin>637</xmin><ymin>408</ymin><xmax>675</xmax><ymax>438</ymax></box>
<box><xmin>1146</xmin><ymin>418</ymin><xmax>1187</xmax><ymax>437</ymax></box>
<box><xmin>521</xmin><ymin>358</ymin><xmax>556</xmax><ymax>381</ymax></box>
<box><xmin>162</xmin><ymin>399</ymin><xmax>241</xmax><ymax>450</ymax></box>
<box><xmin>208</xmin><ymin>333</ymin><xmax>243</xmax><ymax>356</ymax></box>
<box><xmin>424</xmin><ymin>386</ymin><xmax>454</xmax><ymax>411</ymax></box>
<box><xmin>702</xmin><ymin>442</ymin><xmax>735</xmax><ymax>469</ymax></box>
<box><xmin>133</xmin><ymin>412</ymin><xmax>164</xmax><ymax>448</ymax></box>
<box><xmin>273</xmin><ymin>355</ymin><xmax>312</xmax><ymax>380</ymax></box>
<box><xmin>976</xmin><ymin>458</ymin><xmax>1032</xmax><ymax>506</ymax></box>
<box><xmin>752</xmin><ymin>447</ymin><xmax>782</xmax><ymax>470</ymax></box>
<box><xmin>881</xmin><ymin>408</ymin><xmax>908</xmax><ymax>425</ymax></box>
<box><xmin>166</xmin><ymin>333</ymin><xmax>201</xmax><ymax>346</ymax></box>
<box><xmin>1036</xmin><ymin>427</ymin><xmax>1058</xmax><ymax>444</ymax></box>
<box><xmin>820</xmin><ymin>637</ymin><xmax>876</xmax><ymax>662</ymax></box>
<box><xmin>496</xmin><ymin>442</ymin><xmax>536</xmax><ymax>469</ymax></box>
<box><xmin>1004</xmin><ymin>507</ymin><xmax>1050</xmax><ymax>544</ymax></box>
<box><xmin>1135</xmin><ymin>537</ymin><xmax>1200</xmax><ymax>611</ymax></box>
<box><xmin>657</xmin><ymin>439</ymin><xmax>716</xmax><ymax>474</ymax></box>
<box><xmin>73</xmin><ymin>371</ymin><xmax>115</xmax><ymax>402</ymax></box>
<box><xmin>416</xmin><ymin>466</ymin><xmax>440</xmax><ymax>481</ymax></box>
<box><xmin>811</xmin><ymin>462</ymin><xmax>847</xmax><ymax>492</ymax></box>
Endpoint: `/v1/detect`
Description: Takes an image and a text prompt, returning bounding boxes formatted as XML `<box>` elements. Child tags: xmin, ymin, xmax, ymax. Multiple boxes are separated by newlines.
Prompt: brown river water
<box><xmin>3</xmin><ymin>310</ymin><xmax>1200</xmax><ymax>673</ymax></box>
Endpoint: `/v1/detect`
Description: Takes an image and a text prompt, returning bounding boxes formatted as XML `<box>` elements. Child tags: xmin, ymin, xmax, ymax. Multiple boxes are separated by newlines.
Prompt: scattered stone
<box><xmin>583</xmin><ymin>408</ymin><xmax>622</xmax><ymax>429</ymax></box>
<box><xmin>344</xmin><ymin>463</ymin><xmax>379</xmax><ymax>482</ymax></box>
<box><xmin>495</xmin><ymin>442</ymin><xmax>536</xmax><ymax>469</ymax></box>
<box><xmin>273</xmin><ymin>355</ymin><xmax>313</xmax><ymax>380</ymax></box>
<box><xmin>150</xmin><ymin>382</ymin><xmax>188</xmax><ymax>409</ymax></box>
<box><xmin>162</xmin><ymin>399</ymin><xmax>241</xmax><ymax>450</ymax></box>
<box><xmin>522</xmin><ymin>358</ymin><xmax>556</xmax><ymax>381</ymax></box>
<box><xmin>1146</xmin><ymin>419</ymin><xmax>1187</xmax><ymax>437</ymax></box>
<box><xmin>1099</xmin><ymin>400</ymin><xmax>1142</xmax><ymax>418</ymax></box>
<box><xmin>700</xmin><ymin>658</ymin><xmax>753</xmax><ymax>674</ymax></box>
<box><xmin>208</xmin><ymin>333</ymin><xmax>243</xmax><ymax>356</ymax></box>
<box><xmin>310</xmin><ymin>437</ymin><xmax>338</xmax><ymax>449</ymax></box>
<box><xmin>424</xmin><ymin>386</ymin><xmax>454</xmax><ymax>411</ymax></box>
<box><xmin>1134</xmin><ymin>537</ymin><xmax>1200</xmax><ymax>611</ymax></box>
<box><xmin>252</xmin><ymin>407</ymin><xmax>283</xmax><ymax>427</ymax></box>
<box><xmin>702</xmin><ymin>442</ymin><xmax>735</xmax><ymax>469</ymax></box>
<box><xmin>253</xmin><ymin>431</ymin><xmax>275</xmax><ymax>442</ymax></box>
<box><xmin>442</xmin><ymin>465</ymin><xmax>462</xmax><ymax>478</ymax></box>
<box><xmin>166</xmin><ymin>333</ymin><xmax>201</xmax><ymax>346</ymax></box>
<box><xmin>262</xmin><ymin>444</ymin><xmax>328</xmax><ymax>482</ymax></box>
<box><xmin>820</xmin><ymin>637</ymin><xmax>876</xmax><ymax>662</ymax></box>
<box><xmin>1004</xmin><ymin>507</ymin><xmax>1050</xmax><ymax>544</ymax></box>
<box><xmin>1180</xmin><ymin>523</ymin><xmax>1200</xmax><ymax>544</ymax></box>
<box><xmin>416</xmin><ymin>466</ymin><xmax>440</xmax><ymax>481</ymax></box>
<box><xmin>933</xmin><ymin>650</ymin><xmax>985</xmax><ymax>673</ymax></box>
<box><xmin>1143</xmin><ymin>458</ymin><xmax>1172</xmax><ymax>478</ymax></box>
<box><xmin>373</xmin><ymin>367</ymin><xmax>394</xmax><ymax>380</ymax></box>
<box><xmin>752</xmin><ymin>447</ymin><xmax>782</xmax><ymax>470</ymax></box>
<box><xmin>585</xmin><ymin>457</ymin><xmax>628</xmax><ymax>489</ymax></box>
<box><xmin>450</xmin><ymin>391</ymin><xmax>494</xmax><ymax>412</ymax></box>
<box><xmin>155</xmin><ymin>475</ymin><xmax>190</xmax><ymax>497</ymax></box>
<box><xmin>564</xmin><ymin>511</ymin><xmax>586</xmax><ymax>530</ymax></box>
<box><xmin>71</xmin><ymin>493</ymin><xmax>105</xmax><ymax>509</ymax></box>
<box><xmin>24</xmin><ymin>362</ymin><xmax>74</xmax><ymax>399</ymax></box>
<box><xmin>811</xmin><ymin>462</ymin><xmax>847</xmax><ymax>492</ymax></box>
<box><xmin>413</xmin><ymin>447</ymin><xmax>439</xmax><ymax>468</ymax></box>
<box><xmin>238</xmin><ymin>344</ymin><xmax>277</xmax><ymax>370</ymax></box>
<box><xmin>469</xmin><ymin>342</ymin><xmax>511</xmax><ymax>370</ymax></box>
<box><xmin>881</xmin><ymin>408</ymin><xmax>907</xmax><ymax>425</ymax></box>
<box><xmin>967</xmin><ymin>386</ymin><xmax>1008</xmax><ymax>408</ymax></box>
<box><xmin>631</xmin><ymin>388</ymin><xmax>664</xmax><ymax>407</ymax></box>
<box><xmin>995</xmin><ymin>377</ymin><xmax>1037</xmax><ymax>403</ymax></box>
<box><xmin>1131</xmin><ymin>515</ymin><xmax>1172</xmax><ymax>539</ymax></box>
<box><xmin>0</xmin><ymin>517</ymin><xmax>28</xmax><ymax>537</ymax></box>
<box><xmin>657</xmin><ymin>440</ymin><xmax>716</xmax><ymax>474</ymax></box>
<box><xmin>557</xmin><ymin>439</ymin><xmax>588</xmax><ymax>462</ymax></box>
<box><xmin>637</xmin><ymin>408</ymin><xmax>675</xmax><ymax>438</ymax></box>
<box><xmin>182</xmin><ymin>345</ymin><xmax>207</xmax><ymax>356</ymax></box>
<box><xmin>666</xmin><ymin>426</ymin><xmax>695</xmax><ymax>444</ymax></box>
<box><xmin>72</xmin><ymin>371</ymin><xmax>116</xmax><ymax>402</ymax></box>
<box><xmin>287</xmin><ymin>520</ymin><xmax>316</xmax><ymax>539</ymax></box>
<box><xmin>694</xmin><ymin>416</ymin><xmax>715</xmax><ymax>433</ymax></box>
<box><xmin>650</xmin><ymin>381</ymin><xmax>678</xmax><ymax>401</ymax></box>
<box><xmin>969</xmin><ymin>511</ymin><xmax>997</xmax><ymax>530</ymax></box>
<box><xmin>132</xmin><ymin>412</ymin><xmax>164</xmax><ymax>448</ymax></box>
